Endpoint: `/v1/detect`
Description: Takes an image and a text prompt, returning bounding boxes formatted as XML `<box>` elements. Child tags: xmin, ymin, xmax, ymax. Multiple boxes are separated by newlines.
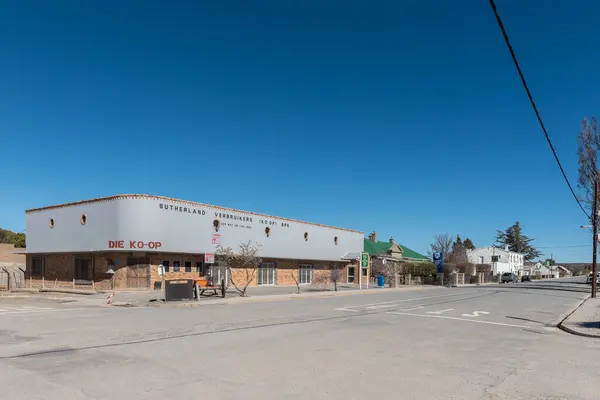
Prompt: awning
<box><xmin>341</xmin><ymin>252</ymin><xmax>361</xmax><ymax>261</ymax></box>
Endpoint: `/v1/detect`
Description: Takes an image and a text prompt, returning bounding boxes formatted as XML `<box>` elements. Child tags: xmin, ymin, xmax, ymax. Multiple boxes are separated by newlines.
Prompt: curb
<box><xmin>549</xmin><ymin>295</ymin><xmax>590</xmax><ymax>327</ymax></box>
<box><xmin>559</xmin><ymin>323</ymin><xmax>600</xmax><ymax>338</ymax></box>
<box><xmin>144</xmin><ymin>285</ymin><xmax>450</xmax><ymax>308</ymax></box>
<box><xmin>557</xmin><ymin>296</ymin><xmax>600</xmax><ymax>338</ymax></box>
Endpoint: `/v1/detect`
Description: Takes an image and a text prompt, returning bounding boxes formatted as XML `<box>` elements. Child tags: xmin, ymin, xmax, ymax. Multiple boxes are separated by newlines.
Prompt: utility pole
<box><xmin>592</xmin><ymin>180</ymin><xmax>598</xmax><ymax>298</ymax></box>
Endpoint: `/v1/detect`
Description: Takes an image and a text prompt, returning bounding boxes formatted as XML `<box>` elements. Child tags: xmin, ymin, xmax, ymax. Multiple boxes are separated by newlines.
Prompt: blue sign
<box><xmin>433</xmin><ymin>252</ymin><xmax>443</xmax><ymax>273</ymax></box>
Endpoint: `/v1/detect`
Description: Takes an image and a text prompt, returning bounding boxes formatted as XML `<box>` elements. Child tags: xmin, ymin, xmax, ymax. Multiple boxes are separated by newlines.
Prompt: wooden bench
<box><xmin>193</xmin><ymin>278</ymin><xmax>226</xmax><ymax>299</ymax></box>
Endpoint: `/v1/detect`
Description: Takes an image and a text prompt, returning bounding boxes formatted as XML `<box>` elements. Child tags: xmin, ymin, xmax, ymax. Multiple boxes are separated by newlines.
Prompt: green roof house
<box><xmin>364</xmin><ymin>232</ymin><xmax>428</xmax><ymax>262</ymax></box>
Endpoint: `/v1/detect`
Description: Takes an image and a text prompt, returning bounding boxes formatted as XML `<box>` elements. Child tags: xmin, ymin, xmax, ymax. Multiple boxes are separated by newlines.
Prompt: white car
<box><xmin>586</xmin><ymin>272</ymin><xmax>600</xmax><ymax>284</ymax></box>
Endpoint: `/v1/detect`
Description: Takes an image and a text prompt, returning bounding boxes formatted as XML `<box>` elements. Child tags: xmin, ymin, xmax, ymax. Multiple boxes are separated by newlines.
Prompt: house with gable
<box><xmin>360</xmin><ymin>232</ymin><xmax>428</xmax><ymax>284</ymax></box>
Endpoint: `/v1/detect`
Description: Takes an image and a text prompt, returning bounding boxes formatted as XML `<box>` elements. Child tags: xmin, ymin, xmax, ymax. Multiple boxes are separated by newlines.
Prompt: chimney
<box><xmin>372</xmin><ymin>232</ymin><xmax>377</xmax><ymax>243</ymax></box>
<box><xmin>389</xmin><ymin>236</ymin><xmax>395</xmax><ymax>244</ymax></box>
<box><xmin>505</xmin><ymin>245</ymin><xmax>509</xmax><ymax>252</ymax></box>
<box><xmin>367</xmin><ymin>232</ymin><xmax>374</xmax><ymax>242</ymax></box>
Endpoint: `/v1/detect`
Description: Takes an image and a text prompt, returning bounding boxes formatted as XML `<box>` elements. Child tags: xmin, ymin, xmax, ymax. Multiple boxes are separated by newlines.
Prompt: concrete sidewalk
<box><xmin>560</xmin><ymin>297</ymin><xmax>600</xmax><ymax>338</ymax></box>
<box><xmin>111</xmin><ymin>284</ymin><xmax>443</xmax><ymax>307</ymax></box>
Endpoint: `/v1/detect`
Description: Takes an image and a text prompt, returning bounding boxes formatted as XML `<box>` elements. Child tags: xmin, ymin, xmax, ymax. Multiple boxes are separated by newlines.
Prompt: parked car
<box><xmin>501</xmin><ymin>272</ymin><xmax>518</xmax><ymax>283</ymax></box>
<box><xmin>521</xmin><ymin>275</ymin><xmax>532</xmax><ymax>282</ymax></box>
<box><xmin>586</xmin><ymin>272</ymin><xmax>600</xmax><ymax>284</ymax></box>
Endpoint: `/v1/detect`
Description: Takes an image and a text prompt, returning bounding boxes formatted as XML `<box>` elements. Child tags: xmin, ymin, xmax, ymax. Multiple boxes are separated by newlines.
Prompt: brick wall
<box><xmin>26</xmin><ymin>253</ymin><xmax>123</xmax><ymax>290</ymax></box>
<box><xmin>24</xmin><ymin>252</ymin><xmax>360</xmax><ymax>290</ymax></box>
<box><xmin>149</xmin><ymin>254</ymin><xmax>206</xmax><ymax>289</ymax></box>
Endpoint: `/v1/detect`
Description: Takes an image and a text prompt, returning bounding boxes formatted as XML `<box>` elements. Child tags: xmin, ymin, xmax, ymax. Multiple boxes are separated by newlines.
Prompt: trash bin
<box><xmin>164</xmin><ymin>279</ymin><xmax>194</xmax><ymax>301</ymax></box>
<box><xmin>377</xmin><ymin>275</ymin><xmax>385</xmax><ymax>287</ymax></box>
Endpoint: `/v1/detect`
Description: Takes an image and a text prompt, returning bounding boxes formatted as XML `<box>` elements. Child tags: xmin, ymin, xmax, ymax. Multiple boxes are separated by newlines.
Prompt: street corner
<box><xmin>559</xmin><ymin>297</ymin><xmax>600</xmax><ymax>338</ymax></box>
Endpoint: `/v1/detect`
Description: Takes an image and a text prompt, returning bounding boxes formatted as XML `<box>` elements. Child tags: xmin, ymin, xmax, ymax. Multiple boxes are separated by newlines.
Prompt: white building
<box><xmin>467</xmin><ymin>246</ymin><xmax>524</xmax><ymax>275</ymax></box>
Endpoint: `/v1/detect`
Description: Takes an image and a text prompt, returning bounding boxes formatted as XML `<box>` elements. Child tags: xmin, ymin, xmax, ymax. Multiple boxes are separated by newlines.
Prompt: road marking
<box><xmin>335</xmin><ymin>305</ymin><xmax>427</xmax><ymax>313</ymax></box>
<box><xmin>461</xmin><ymin>311</ymin><xmax>490</xmax><ymax>317</ymax></box>
<box><xmin>0</xmin><ymin>308</ymin><xmax>87</xmax><ymax>316</ymax></box>
<box><xmin>0</xmin><ymin>306</ymin><xmax>54</xmax><ymax>312</ymax></box>
<box><xmin>365</xmin><ymin>304</ymin><xmax>399</xmax><ymax>310</ymax></box>
<box><xmin>386</xmin><ymin>311</ymin><xmax>530</xmax><ymax>329</ymax></box>
<box><xmin>401</xmin><ymin>306</ymin><xmax>425</xmax><ymax>311</ymax></box>
<box><xmin>339</xmin><ymin>291</ymin><xmax>475</xmax><ymax>310</ymax></box>
<box><xmin>426</xmin><ymin>309</ymin><xmax>454</xmax><ymax>315</ymax></box>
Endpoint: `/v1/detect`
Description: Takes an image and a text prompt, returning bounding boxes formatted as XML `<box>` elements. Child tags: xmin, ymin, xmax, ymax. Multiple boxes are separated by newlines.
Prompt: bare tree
<box><xmin>289</xmin><ymin>269</ymin><xmax>301</xmax><ymax>294</ymax></box>
<box><xmin>577</xmin><ymin>116</ymin><xmax>600</xmax><ymax>210</ymax></box>
<box><xmin>311</xmin><ymin>263</ymin><xmax>345</xmax><ymax>291</ymax></box>
<box><xmin>428</xmin><ymin>233</ymin><xmax>454</xmax><ymax>260</ymax></box>
<box><xmin>215</xmin><ymin>241</ymin><xmax>262</xmax><ymax>297</ymax></box>
<box><xmin>329</xmin><ymin>264</ymin><xmax>344</xmax><ymax>291</ymax></box>
<box><xmin>371</xmin><ymin>258</ymin><xmax>404</xmax><ymax>287</ymax></box>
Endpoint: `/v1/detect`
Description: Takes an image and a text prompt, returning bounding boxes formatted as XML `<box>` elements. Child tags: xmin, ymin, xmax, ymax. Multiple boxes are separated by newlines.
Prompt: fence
<box><xmin>0</xmin><ymin>267</ymin><xmax>25</xmax><ymax>291</ymax></box>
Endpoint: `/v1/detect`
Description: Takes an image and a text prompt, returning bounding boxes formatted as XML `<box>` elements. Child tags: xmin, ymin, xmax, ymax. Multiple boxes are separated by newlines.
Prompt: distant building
<box><xmin>467</xmin><ymin>246</ymin><xmax>524</xmax><ymax>275</ymax></box>
<box><xmin>556</xmin><ymin>265</ymin><xmax>572</xmax><ymax>277</ymax></box>
<box><xmin>522</xmin><ymin>262</ymin><xmax>556</xmax><ymax>278</ymax></box>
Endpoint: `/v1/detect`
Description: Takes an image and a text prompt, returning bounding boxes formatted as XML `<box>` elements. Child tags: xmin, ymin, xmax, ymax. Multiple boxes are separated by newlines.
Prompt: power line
<box><xmin>537</xmin><ymin>245</ymin><xmax>591</xmax><ymax>249</ymax></box>
<box><xmin>488</xmin><ymin>0</ymin><xmax>590</xmax><ymax>220</ymax></box>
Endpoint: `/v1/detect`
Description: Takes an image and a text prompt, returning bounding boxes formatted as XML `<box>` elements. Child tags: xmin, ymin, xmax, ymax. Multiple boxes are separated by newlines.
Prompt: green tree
<box><xmin>12</xmin><ymin>233</ymin><xmax>26</xmax><ymax>248</ymax></box>
<box><xmin>451</xmin><ymin>234</ymin><xmax>468</xmax><ymax>264</ymax></box>
<box><xmin>464</xmin><ymin>238</ymin><xmax>475</xmax><ymax>250</ymax></box>
<box><xmin>544</xmin><ymin>258</ymin><xmax>556</xmax><ymax>266</ymax></box>
<box><xmin>495</xmin><ymin>222</ymin><xmax>542</xmax><ymax>261</ymax></box>
<box><xmin>0</xmin><ymin>228</ymin><xmax>26</xmax><ymax>248</ymax></box>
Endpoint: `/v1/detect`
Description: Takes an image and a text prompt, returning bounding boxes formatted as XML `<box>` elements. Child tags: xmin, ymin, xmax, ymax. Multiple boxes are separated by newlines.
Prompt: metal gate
<box><xmin>126</xmin><ymin>258</ymin><xmax>150</xmax><ymax>289</ymax></box>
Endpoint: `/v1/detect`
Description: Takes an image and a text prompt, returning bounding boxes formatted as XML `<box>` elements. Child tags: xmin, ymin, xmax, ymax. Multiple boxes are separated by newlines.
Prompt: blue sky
<box><xmin>2</xmin><ymin>0</ymin><xmax>600</xmax><ymax>262</ymax></box>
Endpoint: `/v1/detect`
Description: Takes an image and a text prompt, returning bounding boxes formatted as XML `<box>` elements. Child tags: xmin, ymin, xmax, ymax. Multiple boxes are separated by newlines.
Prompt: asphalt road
<box><xmin>1</xmin><ymin>278</ymin><xmax>599</xmax><ymax>399</ymax></box>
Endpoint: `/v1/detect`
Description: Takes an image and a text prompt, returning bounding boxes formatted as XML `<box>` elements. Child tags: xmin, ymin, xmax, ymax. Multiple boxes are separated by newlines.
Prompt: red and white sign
<box><xmin>211</xmin><ymin>234</ymin><xmax>221</xmax><ymax>245</ymax></box>
<box><xmin>204</xmin><ymin>253</ymin><xmax>215</xmax><ymax>264</ymax></box>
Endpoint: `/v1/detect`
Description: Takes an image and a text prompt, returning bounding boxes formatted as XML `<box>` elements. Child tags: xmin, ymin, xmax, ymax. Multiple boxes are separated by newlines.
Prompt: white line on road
<box><xmin>386</xmin><ymin>311</ymin><xmax>531</xmax><ymax>329</ymax></box>
<box><xmin>334</xmin><ymin>308</ymin><xmax>359</xmax><ymax>312</ymax></box>
<box><xmin>365</xmin><ymin>304</ymin><xmax>400</xmax><ymax>310</ymax></box>
<box><xmin>426</xmin><ymin>309</ymin><xmax>454</xmax><ymax>315</ymax></box>
<box><xmin>400</xmin><ymin>306</ymin><xmax>425</xmax><ymax>311</ymax></box>
<box><xmin>0</xmin><ymin>308</ymin><xmax>88</xmax><ymax>316</ymax></box>
<box><xmin>340</xmin><ymin>291</ymin><xmax>475</xmax><ymax>310</ymax></box>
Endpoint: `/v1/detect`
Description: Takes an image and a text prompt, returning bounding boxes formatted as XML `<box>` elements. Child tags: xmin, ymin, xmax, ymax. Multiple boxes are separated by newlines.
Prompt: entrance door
<box><xmin>347</xmin><ymin>266</ymin><xmax>355</xmax><ymax>283</ymax></box>
<box><xmin>126</xmin><ymin>257</ymin><xmax>150</xmax><ymax>289</ymax></box>
<box><xmin>258</xmin><ymin>263</ymin><xmax>275</xmax><ymax>285</ymax></box>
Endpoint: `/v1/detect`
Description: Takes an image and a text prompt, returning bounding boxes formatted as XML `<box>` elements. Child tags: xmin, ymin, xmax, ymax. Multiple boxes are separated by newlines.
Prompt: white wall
<box><xmin>26</xmin><ymin>196</ymin><xmax>364</xmax><ymax>262</ymax></box>
<box><xmin>467</xmin><ymin>247</ymin><xmax>524</xmax><ymax>274</ymax></box>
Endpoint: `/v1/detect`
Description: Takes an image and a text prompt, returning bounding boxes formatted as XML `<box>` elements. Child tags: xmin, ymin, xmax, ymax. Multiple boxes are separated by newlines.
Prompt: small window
<box><xmin>304</xmin><ymin>232</ymin><xmax>308</xmax><ymax>241</ymax></box>
<box><xmin>334</xmin><ymin>236</ymin><xmax>338</xmax><ymax>245</ymax></box>
<box><xmin>213</xmin><ymin>219</ymin><xmax>220</xmax><ymax>232</ymax></box>
<box><xmin>31</xmin><ymin>257</ymin><xmax>44</xmax><ymax>277</ymax></box>
<box><xmin>362</xmin><ymin>267</ymin><xmax>368</xmax><ymax>276</ymax></box>
<box><xmin>162</xmin><ymin>260</ymin><xmax>170</xmax><ymax>272</ymax></box>
<box><xmin>195</xmin><ymin>262</ymin><xmax>203</xmax><ymax>275</ymax></box>
<box><xmin>49</xmin><ymin>218</ymin><xmax>55</xmax><ymax>229</ymax></box>
<box><xmin>80</xmin><ymin>214</ymin><xmax>87</xmax><ymax>225</ymax></box>
<box><xmin>184</xmin><ymin>261</ymin><xmax>192</xmax><ymax>273</ymax></box>
<box><xmin>173</xmin><ymin>260</ymin><xmax>181</xmax><ymax>272</ymax></box>
<box><xmin>491</xmin><ymin>255</ymin><xmax>500</xmax><ymax>262</ymax></box>
<box><xmin>265</xmin><ymin>227</ymin><xmax>271</xmax><ymax>237</ymax></box>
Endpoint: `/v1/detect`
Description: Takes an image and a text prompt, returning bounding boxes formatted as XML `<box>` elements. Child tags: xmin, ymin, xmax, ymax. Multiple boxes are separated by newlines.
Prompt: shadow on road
<box><xmin>487</xmin><ymin>283</ymin><xmax>591</xmax><ymax>295</ymax></box>
<box><xmin>576</xmin><ymin>321</ymin><xmax>600</xmax><ymax>329</ymax></box>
